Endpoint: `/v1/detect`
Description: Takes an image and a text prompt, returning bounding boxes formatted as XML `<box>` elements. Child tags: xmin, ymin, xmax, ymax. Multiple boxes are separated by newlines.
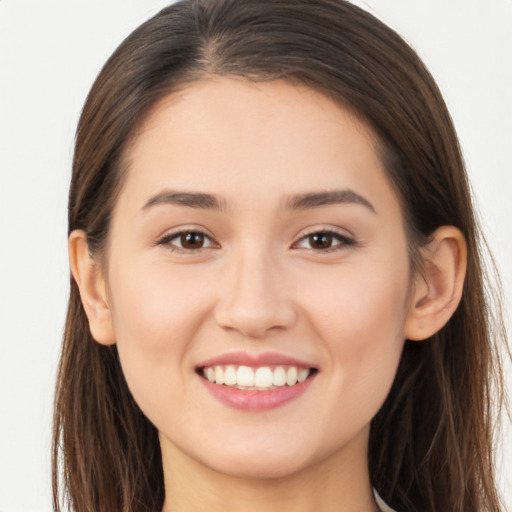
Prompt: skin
<box><xmin>70</xmin><ymin>77</ymin><xmax>467</xmax><ymax>512</ymax></box>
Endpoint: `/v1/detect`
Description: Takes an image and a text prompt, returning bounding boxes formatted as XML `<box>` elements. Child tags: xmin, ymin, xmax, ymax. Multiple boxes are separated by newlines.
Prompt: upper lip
<box><xmin>197</xmin><ymin>351</ymin><xmax>317</xmax><ymax>369</ymax></box>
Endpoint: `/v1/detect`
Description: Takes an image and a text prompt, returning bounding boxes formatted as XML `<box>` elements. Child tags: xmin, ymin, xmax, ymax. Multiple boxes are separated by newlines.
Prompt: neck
<box><xmin>160</xmin><ymin>428</ymin><xmax>380</xmax><ymax>512</ymax></box>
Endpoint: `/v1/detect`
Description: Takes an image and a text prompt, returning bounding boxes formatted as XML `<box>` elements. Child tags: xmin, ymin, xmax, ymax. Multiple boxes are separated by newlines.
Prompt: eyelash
<box><xmin>293</xmin><ymin>229</ymin><xmax>356</xmax><ymax>252</ymax></box>
<box><xmin>156</xmin><ymin>230</ymin><xmax>218</xmax><ymax>253</ymax></box>
<box><xmin>156</xmin><ymin>228</ymin><xmax>356</xmax><ymax>253</ymax></box>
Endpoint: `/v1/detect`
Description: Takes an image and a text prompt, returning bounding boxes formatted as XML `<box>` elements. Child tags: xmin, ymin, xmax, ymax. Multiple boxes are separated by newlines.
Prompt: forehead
<box><xmin>120</xmin><ymin>77</ymin><xmax>399</xmax><ymax>218</ymax></box>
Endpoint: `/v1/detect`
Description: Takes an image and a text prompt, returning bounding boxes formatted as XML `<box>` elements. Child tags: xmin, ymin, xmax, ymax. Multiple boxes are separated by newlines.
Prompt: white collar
<box><xmin>373</xmin><ymin>488</ymin><xmax>397</xmax><ymax>512</ymax></box>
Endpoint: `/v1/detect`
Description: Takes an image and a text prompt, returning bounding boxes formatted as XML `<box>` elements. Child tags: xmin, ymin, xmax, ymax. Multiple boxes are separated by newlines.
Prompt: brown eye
<box><xmin>158</xmin><ymin>230</ymin><xmax>217</xmax><ymax>252</ymax></box>
<box><xmin>294</xmin><ymin>230</ymin><xmax>355</xmax><ymax>252</ymax></box>
<box><xmin>180</xmin><ymin>232</ymin><xmax>205</xmax><ymax>249</ymax></box>
<box><xmin>308</xmin><ymin>233</ymin><xmax>333</xmax><ymax>250</ymax></box>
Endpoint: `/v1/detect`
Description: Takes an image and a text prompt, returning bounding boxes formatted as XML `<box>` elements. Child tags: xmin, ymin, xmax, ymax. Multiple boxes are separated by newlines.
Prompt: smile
<box><xmin>197</xmin><ymin>356</ymin><xmax>318</xmax><ymax>411</ymax></box>
<box><xmin>201</xmin><ymin>365</ymin><xmax>311</xmax><ymax>390</ymax></box>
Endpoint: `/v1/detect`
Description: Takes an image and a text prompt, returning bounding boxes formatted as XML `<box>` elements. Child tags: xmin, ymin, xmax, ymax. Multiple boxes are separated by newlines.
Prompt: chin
<box><xmin>205</xmin><ymin>451</ymin><xmax>312</xmax><ymax>480</ymax></box>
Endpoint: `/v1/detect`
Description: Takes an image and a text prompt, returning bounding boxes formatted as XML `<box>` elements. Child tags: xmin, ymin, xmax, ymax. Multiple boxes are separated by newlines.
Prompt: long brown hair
<box><xmin>53</xmin><ymin>1</ymin><xmax>508</xmax><ymax>510</ymax></box>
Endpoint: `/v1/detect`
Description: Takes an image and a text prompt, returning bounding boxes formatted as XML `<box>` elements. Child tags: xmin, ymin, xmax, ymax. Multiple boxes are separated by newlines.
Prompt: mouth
<box><xmin>196</xmin><ymin>352</ymin><xmax>319</xmax><ymax>410</ymax></box>
<box><xmin>197</xmin><ymin>364</ymin><xmax>318</xmax><ymax>391</ymax></box>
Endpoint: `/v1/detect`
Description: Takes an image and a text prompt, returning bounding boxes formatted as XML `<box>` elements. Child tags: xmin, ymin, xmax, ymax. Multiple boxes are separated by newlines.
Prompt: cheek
<box><xmin>298</xmin><ymin>256</ymin><xmax>410</xmax><ymax>411</ymax></box>
<box><xmin>108</xmin><ymin>257</ymin><xmax>215</xmax><ymax>344</ymax></box>
<box><xmin>301</xmin><ymin>259</ymin><xmax>409</xmax><ymax>347</ymax></box>
<box><xmin>105</xmin><ymin>261</ymin><xmax>214</xmax><ymax>417</ymax></box>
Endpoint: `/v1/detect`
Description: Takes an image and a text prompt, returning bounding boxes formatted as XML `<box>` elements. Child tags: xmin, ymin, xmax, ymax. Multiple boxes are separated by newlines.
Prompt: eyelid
<box><xmin>291</xmin><ymin>226</ymin><xmax>357</xmax><ymax>251</ymax></box>
<box><xmin>293</xmin><ymin>224</ymin><xmax>355</xmax><ymax>241</ymax></box>
<box><xmin>155</xmin><ymin>226</ymin><xmax>220</xmax><ymax>252</ymax></box>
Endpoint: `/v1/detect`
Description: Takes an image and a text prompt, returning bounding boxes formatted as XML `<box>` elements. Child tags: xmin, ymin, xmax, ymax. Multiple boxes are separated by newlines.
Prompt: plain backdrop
<box><xmin>0</xmin><ymin>1</ymin><xmax>510</xmax><ymax>511</ymax></box>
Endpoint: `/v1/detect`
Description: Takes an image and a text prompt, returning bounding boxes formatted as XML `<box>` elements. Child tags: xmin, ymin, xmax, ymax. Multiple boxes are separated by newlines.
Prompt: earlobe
<box><xmin>68</xmin><ymin>230</ymin><xmax>116</xmax><ymax>345</ymax></box>
<box><xmin>405</xmin><ymin>226</ymin><xmax>467</xmax><ymax>341</ymax></box>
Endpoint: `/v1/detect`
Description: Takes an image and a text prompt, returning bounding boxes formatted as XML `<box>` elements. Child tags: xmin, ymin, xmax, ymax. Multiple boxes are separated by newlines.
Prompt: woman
<box><xmin>52</xmin><ymin>1</ymin><xmax>509</xmax><ymax>511</ymax></box>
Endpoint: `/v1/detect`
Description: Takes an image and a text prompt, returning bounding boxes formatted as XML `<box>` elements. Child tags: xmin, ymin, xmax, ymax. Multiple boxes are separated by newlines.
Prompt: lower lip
<box><xmin>199</xmin><ymin>373</ymin><xmax>316</xmax><ymax>411</ymax></box>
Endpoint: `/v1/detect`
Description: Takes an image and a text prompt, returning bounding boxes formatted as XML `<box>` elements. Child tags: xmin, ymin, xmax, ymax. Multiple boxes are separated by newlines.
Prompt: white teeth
<box><xmin>224</xmin><ymin>365</ymin><xmax>237</xmax><ymax>386</ymax></box>
<box><xmin>298</xmin><ymin>368</ymin><xmax>310</xmax><ymax>383</ymax></box>
<box><xmin>202</xmin><ymin>364</ymin><xmax>312</xmax><ymax>389</ymax></box>
<box><xmin>214</xmin><ymin>366</ymin><xmax>224</xmax><ymax>385</ymax></box>
<box><xmin>272</xmin><ymin>366</ymin><xmax>287</xmax><ymax>386</ymax></box>
<box><xmin>286</xmin><ymin>366</ymin><xmax>298</xmax><ymax>386</ymax></box>
<box><xmin>237</xmin><ymin>366</ymin><xmax>255</xmax><ymax>387</ymax></box>
<box><xmin>254</xmin><ymin>367</ymin><xmax>273</xmax><ymax>388</ymax></box>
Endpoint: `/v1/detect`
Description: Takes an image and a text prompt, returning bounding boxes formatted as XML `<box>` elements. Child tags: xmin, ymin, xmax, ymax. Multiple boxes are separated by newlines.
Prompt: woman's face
<box><xmin>104</xmin><ymin>77</ymin><xmax>413</xmax><ymax>479</ymax></box>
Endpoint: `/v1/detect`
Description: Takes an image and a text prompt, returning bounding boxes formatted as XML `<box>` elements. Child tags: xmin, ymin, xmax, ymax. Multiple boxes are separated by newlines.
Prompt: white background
<box><xmin>0</xmin><ymin>1</ymin><xmax>510</xmax><ymax>511</ymax></box>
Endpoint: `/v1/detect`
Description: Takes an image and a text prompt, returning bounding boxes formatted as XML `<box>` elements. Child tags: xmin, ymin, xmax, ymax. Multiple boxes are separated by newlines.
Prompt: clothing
<box><xmin>373</xmin><ymin>489</ymin><xmax>397</xmax><ymax>512</ymax></box>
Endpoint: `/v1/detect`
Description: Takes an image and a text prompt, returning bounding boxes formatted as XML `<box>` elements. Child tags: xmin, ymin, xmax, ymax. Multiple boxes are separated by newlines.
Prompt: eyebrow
<box><xmin>284</xmin><ymin>190</ymin><xmax>376</xmax><ymax>213</ymax></box>
<box><xmin>141</xmin><ymin>188</ymin><xmax>375</xmax><ymax>214</ymax></box>
<box><xmin>142</xmin><ymin>190</ymin><xmax>226</xmax><ymax>211</ymax></box>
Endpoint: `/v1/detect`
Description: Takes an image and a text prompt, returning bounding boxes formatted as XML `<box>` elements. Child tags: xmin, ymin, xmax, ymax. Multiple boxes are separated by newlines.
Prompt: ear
<box><xmin>68</xmin><ymin>230</ymin><xmax>116</xmax><ymax>345</ymax></box>
<box><xmin>405</xmin><ymin>226</ymin><xmax>467</xmax><ymax>341</ymax></box>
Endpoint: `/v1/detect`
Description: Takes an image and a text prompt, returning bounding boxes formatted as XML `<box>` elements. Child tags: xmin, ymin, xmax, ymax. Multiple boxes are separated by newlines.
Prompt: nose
<box><xmin>214</xmin><ymin>249</ymin><xmax>297</xmax><ymax>338</ymax></box>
